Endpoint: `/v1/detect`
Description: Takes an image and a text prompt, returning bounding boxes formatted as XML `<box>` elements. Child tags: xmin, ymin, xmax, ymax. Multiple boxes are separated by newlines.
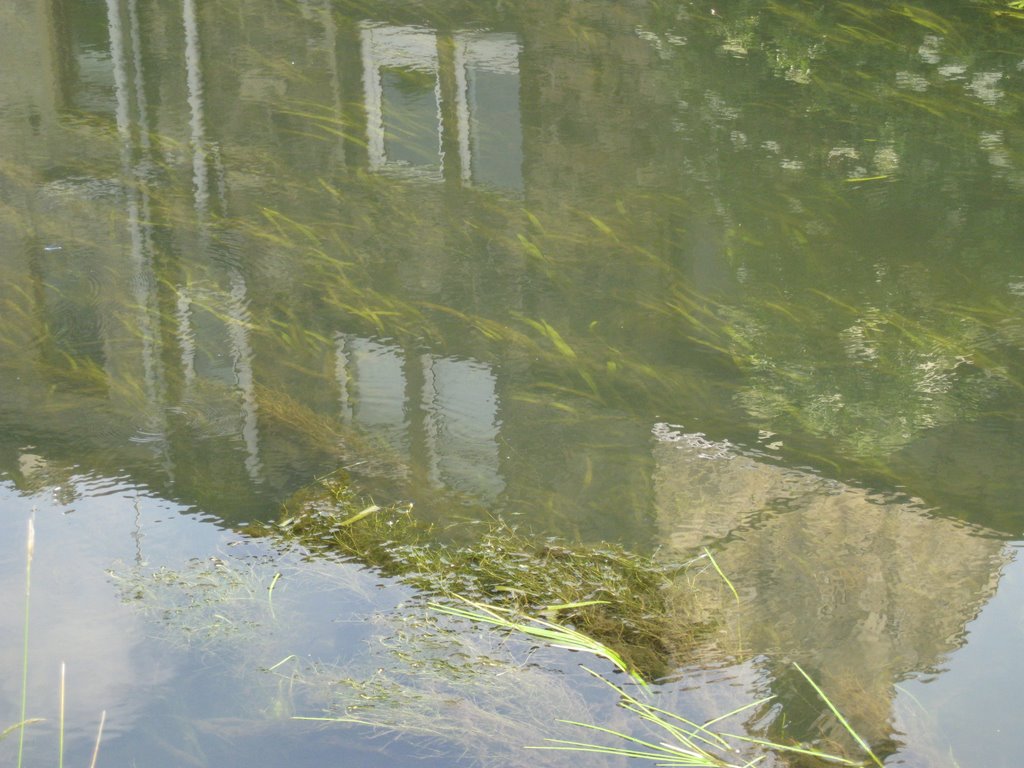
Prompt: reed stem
<box><xmin>17</xmin><ymin>517</ymin><xmax>35</xmax><ymax>768</ymax></box>
<box><xmin>88</xmin><ymin>711</ymin><xmax>106</xmax><ymax>768</ymax></box>
<box><xmin>59</xmin><ymin>662</ymin><xmax>66</xmax><ymax>768</ymax></box>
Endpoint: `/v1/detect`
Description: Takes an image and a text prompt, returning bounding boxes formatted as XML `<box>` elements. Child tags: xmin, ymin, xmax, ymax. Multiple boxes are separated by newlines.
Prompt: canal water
<box><xmin>1</xmin><ymin>0</ymin><xmax>1022</xmax><ymax>765</ymax></box>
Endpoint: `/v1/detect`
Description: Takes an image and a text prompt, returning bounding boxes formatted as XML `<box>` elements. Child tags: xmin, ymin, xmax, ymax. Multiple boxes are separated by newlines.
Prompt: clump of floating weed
<box><xmin>108</xmin><ymin>554</ymin><xmax>281</xmax><ymax>654</ymax></box>
<box><xmin>266</xmin><ymin>472</ymin><xmax>426</xmax><ymax>568</ymax></box>
<box><xmin>263</xmin><ymin>474</ymin><xmax>717</xmax><ymax>680</ymax></box>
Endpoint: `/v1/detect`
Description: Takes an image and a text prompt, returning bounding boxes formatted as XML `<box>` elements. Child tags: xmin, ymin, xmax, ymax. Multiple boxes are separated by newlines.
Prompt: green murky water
<box><xmin>1</xmin><ymin>0</ymin><xmax>1023</xmax><ymax>765</ymax></box>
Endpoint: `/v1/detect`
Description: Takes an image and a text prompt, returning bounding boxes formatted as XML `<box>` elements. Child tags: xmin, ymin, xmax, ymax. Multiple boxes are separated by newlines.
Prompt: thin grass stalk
<box><xmin>588</xmin><ymin>669</ymin><xmax>740</xmax><ymax>752</ymax></box>
<box><xmin>719</xmin><ymin>733</ymin><xmax>863</xmax><ymax>766</ymax></box>
<box><xmin>17</xmin><ymin>517</ymin><xmax>35</xmax><ymax>768</ymax></box>
<box><xmin>429</xmin><ymin>597</ymin><xmax>645</xmax><ymax>686</ymax></box>
<box><xmin>553</xmin><ymin>724</ymin><xmax>713</xmax><ymax>764</ymax></box>
<box><xmin>531</xmin><ymin>663</ymin><xmax>869</xmax><ymax>767</ymax></box>
<box><xmin>293</xmin><ymin>714</ymin><xmax>444</xmax><ymax>737</ymax></box>
<box><xmin>793</xmin><ymin>663</ymin><xmax>884</xmax><ymax>768</ymax></box>
<box><xmin>267</xmin><ymin>571</ymin><xmax>282</xmax><ymax>620</ymax></box>
<box><xmin>702</xmin><ymin>548</ymin><xmax>739</xmax><ymax>605</ymax></box>
<box><xmin>59</xmin><ymin>662</ymin><xmax>66</xmax><ymax>768</ymax></box>
<box><xmin>1</xmin><ymin>722</ymin><xmax>38</xmax><ymax>742</ymax></box>
<box><xmin>589</xmin><ymin>669</ymin><xmax>744</xmax><ymax>764</ymax></box>
<box><xmin>88</xmin><ymin>711</ymin><xmax>106</xmax><ymax>768</ymax></box>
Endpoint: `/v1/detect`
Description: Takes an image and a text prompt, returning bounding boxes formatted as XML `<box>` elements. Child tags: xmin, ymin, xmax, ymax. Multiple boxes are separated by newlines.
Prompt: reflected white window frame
<box><xmin>175</xmin><ymin>279</ymin><xmax>264</xmax><ymax>483</ymax></box>
<box><xmin>451</xmin><ymin>32</ymin><xmax>523</xmax><ymax>189</ymax></box>
<box><xmin>334</xmin><ymin>334</ymin><xmax>410</xmax><ymax>456</ymax></box>
<box><xmin>360</xmin><ymin>22</ymin><xmax>445</xmax><ymax>181</ymax></box>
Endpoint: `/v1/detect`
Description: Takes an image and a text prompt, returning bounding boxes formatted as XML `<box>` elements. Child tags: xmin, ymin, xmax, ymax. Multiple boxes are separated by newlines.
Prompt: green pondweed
<box><xmin>266</xmin><ymin>485</ymin><xmax>721</xmax><ymax>680</ymax></box>
<box><xmin>111</xmin><ymin>512</ymin><xmax>881</xmax><ymax>767</ymax></box>
<box><xmin>287</xmin><ymin>602</ymin><xmax>613</xmax><ymax>768</ymax></box>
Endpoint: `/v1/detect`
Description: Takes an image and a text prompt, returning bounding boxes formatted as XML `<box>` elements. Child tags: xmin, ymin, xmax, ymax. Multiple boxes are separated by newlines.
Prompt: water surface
<box><xmin>1</xmin><ymin>0</ymin><xmax>1023</xmax><ymax>765</ymax></box>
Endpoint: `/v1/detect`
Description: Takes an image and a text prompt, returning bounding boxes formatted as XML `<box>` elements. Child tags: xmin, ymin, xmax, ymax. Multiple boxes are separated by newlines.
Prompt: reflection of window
<box><xmin>380</xmin><ymin>66</ymin><xmax>443</xmax><ymax>168</ymax></box>
<box><xmin>337</xmin><ymin>336</ymin><xmax>410</xmax><ymax>455</ymax></box>
<box><xmin>421</xmin><ymin>355</ymin><xmax>504</xmax><ymax>502</ymax></box>
<box><xmin>177</xmin><ymin>281</ymin><xmax>263</xmax><ymax>482</ymax></box>
<box><xmin>453</xmin><ymin>33</ymin><xmax>523</xmax><ymax>192</ymax></box>
<box><xmin>360</xmin><ymin>23</ymin><xmax>523</xmax><ymax>192</ymax></box>
<box><xmin>335</xmin><ymin>334</ymin><xmax>504</xmax><ymax>501</ymax></box>
<box><xmin>189</xmin><ymin>301</ymin><xmax>237</xmax><ymax>386</ymax></box>
<box><xmin>361</xmin><ymin>24</ymin><xmax>443</xmax><ymax>181</ymax></box>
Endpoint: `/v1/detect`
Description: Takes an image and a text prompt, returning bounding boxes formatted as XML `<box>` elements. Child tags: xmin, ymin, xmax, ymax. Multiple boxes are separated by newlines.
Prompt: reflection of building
<box><xmin>1</xmin><ymin>5</ymin><xmax>1019</xmax><ymax>760</ymax></box>
<box><xmin>0</xmin><ymin>0</ymin><xmax>529</xmax><ymax>516</ymax></box>
<box><xmin>361</xmin><ymin>23</ymin><xmax>523</xmax><ymax>190</ymax></box>
<box><xmin>652</xmin><ymin>425</ymin><xmax>1007</xmax><ymax>746</ymax></box>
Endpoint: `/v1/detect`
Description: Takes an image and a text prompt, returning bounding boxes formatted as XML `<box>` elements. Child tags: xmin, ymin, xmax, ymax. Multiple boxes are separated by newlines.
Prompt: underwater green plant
<box><xmin>529</xmin><ymin>664</ymin><xmax>881</xmax><ymax>768</ymax></box>
<box><xmin>422</xmin><ymin>596</ymin><xmax>881</xmax><ymax>767</ymax></box>
<box><xmin>289</xmin><ymin>585</ymin><xmax>883</xmax><ymax>767</ymax></box>
<box><xmin>255</xmin><ymin>469</ymin><xmax>898</xmax><ymax>766</ymax></box>
<box><xmin>430</xmin><ymin>595</ymin><xmax>646</xmax><ymax>686</ymax></box>
<box><xmin>260</xmin><ymin>472</ymin><xmax>721</xmax><ymax>679</ymax></box>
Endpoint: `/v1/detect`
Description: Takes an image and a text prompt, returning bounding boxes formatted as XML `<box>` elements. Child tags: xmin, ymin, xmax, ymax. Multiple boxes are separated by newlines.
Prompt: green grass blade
<box><xmin>17</xmin><ymin>517</ymin><xmax>35</xmax><ymax>768</ymax></box>
<box><xmin>543</xmin><ymin>599</ymin><xmax>610</xmax><ymax>611</ymax></box>
<box><xmin>723</xmin><ymin>733</ymin><xmax>864</xmax><ymax>766</ymax></box>
<box><xmin>429</xmin><ymin>597</ymin><xmax>645</xmax><ymax>685</ymax></box>
<box><xmin>703</xmin><ymin>547</ymin><xmax>739</xmax><ymax>605</ymax></box>
<box><xmin>793</xmin><ymin>663</ymin><xmax>883</xmax><ymax>767</ymax></box>
<box><xmin>551</xmin><ymin>718</ymin><xmax>683</xmax><ymax>754</ymax></box>
<box><xmin>700</xmin><ymin>697</ymin><xmax>774</xmax><ymax>729</ymax></box>
<box><xmin>59</xmin><ymin>662</ymin><xmax>65</xmax><ymax>768</ymax></box>
<box><xmin>0</xmin><ymin>720</ymin><xmax>44</xmax><ymax>742</ymax></box>
<box><xmin>529</xmin><ymin>742</ymin><xmax>695</xmax><ymax>762</ymax></box>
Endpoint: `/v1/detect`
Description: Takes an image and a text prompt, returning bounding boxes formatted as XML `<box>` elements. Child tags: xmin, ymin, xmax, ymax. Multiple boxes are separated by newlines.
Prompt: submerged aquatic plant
<box><xmin>530</xmin><ymin>665</ymin><xmax>879</xmax><ymax>768</ymax></box>
<box><xmin>108</xmin><ymin>553</ymin><xmax>282</xmax><ymax>653</ymax></box>
<box><xmin>429</xmin><ymin>598</ymin><xmax>881</xmax><ymax>768</ymax></box>
<box><xmin>110</xmin><ymin>533</ymin><xmax>622</xmax><ymax>767</ymax></box>
<box><xmin>262</xmin><ymin>473</ymin><xmax>719</xmax><ymax>679</ymax></box>
<box><xmin>289</xmin><ymin>606</ymin><xmax>611</xmax><ymax>768</ymax></box>
<box><xmin>105</xmin><ymin>482</ymin><xmax>888</xmax><ymax>768</ymax></box>
<box><xmin>430</xmin><ymin>595</ymin><xmax>646</xmax><ymax>687</ymax></box>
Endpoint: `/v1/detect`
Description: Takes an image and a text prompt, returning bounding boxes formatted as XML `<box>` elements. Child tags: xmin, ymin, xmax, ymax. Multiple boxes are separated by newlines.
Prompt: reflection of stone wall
<box><xmin>653</xmin><ymin>424</ymin><xmax>1007</xmax><ymax>744</ymax></box>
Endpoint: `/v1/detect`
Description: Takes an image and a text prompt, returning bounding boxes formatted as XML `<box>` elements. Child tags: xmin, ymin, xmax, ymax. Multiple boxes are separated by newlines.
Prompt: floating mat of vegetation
<box><xmin>254</xmin><ymin>471</ymin><xmax>725</xmax><ymax>681</ymax></box>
